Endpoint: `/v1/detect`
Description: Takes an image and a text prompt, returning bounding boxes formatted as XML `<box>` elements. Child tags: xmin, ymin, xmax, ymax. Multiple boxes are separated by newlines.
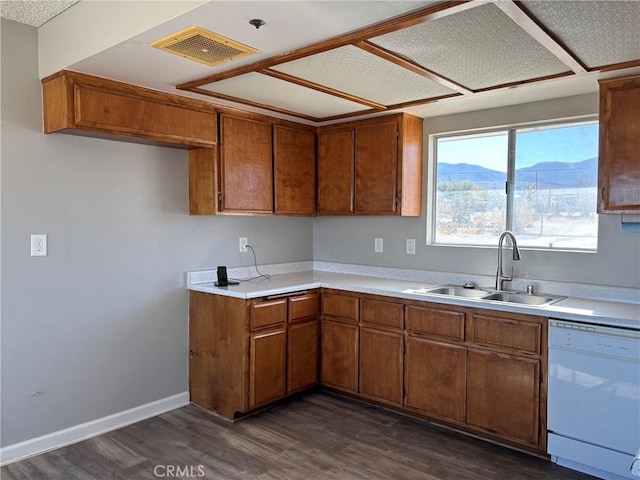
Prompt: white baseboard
<box><xmin>0</xmin><ymin>391</ymin><xmax>190</xmax><ymax>466</ymax></box>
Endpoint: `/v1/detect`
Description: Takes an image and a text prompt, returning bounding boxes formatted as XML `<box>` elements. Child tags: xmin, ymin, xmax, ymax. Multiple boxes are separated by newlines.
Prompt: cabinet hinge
<box><xmin>217</xmin><ymin>191</ymin><xmax>222</xmax><ymax>204</ymax></box>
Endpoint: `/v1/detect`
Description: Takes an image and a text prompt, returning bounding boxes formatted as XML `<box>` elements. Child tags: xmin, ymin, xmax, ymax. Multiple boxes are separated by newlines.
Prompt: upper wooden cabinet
<box><xmin>317</xmin><ymin>113</ymin><xmax>423</xmax><ymax>216</ymax></box>
<box><xmin>42</xmin><ymin>71</ymin><xmax>217</xmax><ymax>148</ymax></box>
<box><xmin>317</xmin><ymin>129</ymin><xmax>355</xmax><ymax>214</ymax></box>
<box><xmin>189</xmin><ymin>114</ymin><xmax>317</xmax><ymax>216</ymax></box>
<box><xmin>274</xmin><ymin>125</ymin><xmax>317</xmax><ymax>216</ymax></box>
<box><xmin>598</xmin><ymin>74</ymin><xmax>640</xmax><ymax>213</ymax></box>
<box><xmin>219</xmin><ymin>114</ymin><xmax>273</xmax><ymax>214</ymax></box>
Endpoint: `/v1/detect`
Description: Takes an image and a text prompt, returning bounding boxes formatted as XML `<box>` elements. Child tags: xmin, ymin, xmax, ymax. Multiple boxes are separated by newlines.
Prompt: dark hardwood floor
<box><xmin>2</xmin><ymin>392</ymin><xmax>595</xmax><ymax>480</ymax></box>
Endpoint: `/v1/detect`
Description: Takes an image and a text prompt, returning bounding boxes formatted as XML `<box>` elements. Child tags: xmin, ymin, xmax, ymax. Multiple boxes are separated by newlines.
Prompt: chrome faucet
<box><xmin>495</xmin><ymin>231</ymin><xmax>521</xmax><ymax>291</ymax></box>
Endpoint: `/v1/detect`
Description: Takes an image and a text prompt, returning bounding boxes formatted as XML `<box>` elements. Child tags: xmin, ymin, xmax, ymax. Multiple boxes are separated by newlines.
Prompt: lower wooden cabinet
<box><xmin>191</xmin><ymin>286</ymin><xmax>547</xmax><ymax>453</ymax></box>
<box><xmin>358</xmin><ymin>298</ymin><xmax>404</xmax><ymax>406</ymax></box>
<box><xmin>319</xmin><ymin>291</ymin><xmax>548</xmax><ymax>454</ymax></box>
<box><xmin>288</xmin><ymin>319</ymin><xmax>319</xmax><ymax>394</ymax></box>
<box><xmin>320</xmin><ymin>292</ymin><xmax>359</xmax><ymax>393</ymax></box>
<box><xmin>321</xmin><ymin>319</ymin><xmax>359</xmax><ymax>393</ymax></box>
<box><xmin>189</xmin><ymin>290</ymin><xmax>318</xmax><ymax>419</ymax></box>
<box><xmin>250</xmin><ymin>327</ymin><xmax>287</xmax><ymax>409</ymax></box>
<box><xmin>405</xmin><ymin>336</ymin><xmax>466</xmax><ymax>422</ymax></box>
<box><xmin>359</xmin><ymin>327</ymin><xmax>403</xmax><ymax>406</ymax></box>
<box><xmin>466</xmin><ymin>349</ymin><xmax>541</xmax><ymax>446</ymax></box>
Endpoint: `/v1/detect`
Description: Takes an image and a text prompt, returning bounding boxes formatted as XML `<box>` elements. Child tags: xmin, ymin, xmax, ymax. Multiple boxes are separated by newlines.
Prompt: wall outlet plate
<box><xmin>239</xmin><ymin>237</ymin><xmax>248</xmax><ymax>253</ymax></box>
<box><xmin>406</xmin><ymin>238</ymin><xmax>416</xmax><ymax>255</ymax></box>
<box><xmin>31</xmin><ymin>234</ymin><xmax>47</xmax><ymax>256</ymax></box>
<box><xmin>374</xmin><ymin>237</ymin><xmax>383</xmax><ymax>253</ymax></box>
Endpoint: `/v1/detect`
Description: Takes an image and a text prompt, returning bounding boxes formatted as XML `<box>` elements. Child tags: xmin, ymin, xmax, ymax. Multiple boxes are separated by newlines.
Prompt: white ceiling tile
<box><xmin>272</xmin><ymin>45</ymin><xmax>458</xmax><ymax>105</ymax></box>
<box><xmin>200</xmin><ymin>72</ymin><xmax>369</xmax><ymax>119</ymax></box>
<box><xmin>521</xmin><ymin>0</ymin><xmax>640</xmax><ymax>69</ymax></box>
<box><xmin>0</xmin><ymin>0</ymin><xmax>79</xmax><ymax>28</ymax></box>
<box><xmin>370</xmin><ymin>3</ymin><xmax>571</xmax><ymax>90</ymax></box>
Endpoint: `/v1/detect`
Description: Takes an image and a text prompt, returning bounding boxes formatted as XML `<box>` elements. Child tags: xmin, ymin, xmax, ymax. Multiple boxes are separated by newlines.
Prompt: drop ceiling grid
<box><xmin>270</xmin><ymin>44</ymin><xmax>458</xmax><ymax>106</ymax></box>
<box><xmin>199</xmin><ymin>72</ymin><xmax>369</xmax><ymax>119</ymax></box>
<box><xmin>520</xmin><ymin>0</ymin><xmax>640</xmax><ymax>69</ymax></box>
<box><xmin>369</xmin><ymin>2</ymin><xmax>571</xmax><ymax>91</ymax></box>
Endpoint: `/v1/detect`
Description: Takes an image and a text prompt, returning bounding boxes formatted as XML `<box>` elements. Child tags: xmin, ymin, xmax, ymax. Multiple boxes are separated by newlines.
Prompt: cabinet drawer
<box><xmin>470</xmin><ymin>315</ymin><xmax>541</xmax><ymax>355</ymax></box>
<box><xmin>407</xmin><ymin>306</ymin><xmax>465</xmax><ymax>341</ymax></box>
<box><xmin>322</xmin><ymin>294</ymin><xmax>359</xmax><ymax>323</ymax></box>
<box><xmin>361</xmin><ymin>299</ymin><xmax>404</xmax><ymax>330</ymax></box>
<box><xmin>289</xmin><ymin>293</ymin><xmax>319</xmax><ymax>322</ymax></box>
<box><xmin>251</xmin><ymin>299</ymin><xmax>287</xmax><ymax>330</ymax></box>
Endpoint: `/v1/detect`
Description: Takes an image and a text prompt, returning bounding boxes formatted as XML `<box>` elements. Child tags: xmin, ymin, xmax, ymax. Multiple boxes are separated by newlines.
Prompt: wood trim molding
<box><xmin>356</xmin><ymin>41</ymin><xmax>473</xmax><ymax>95</ymax></box>
<box><xmin>261</xmin><ymin>69</ymin><xmax>387</xmax><ymax>111</ymax></box>
<box><xmin>176</xmin><ymin>1</ymin><xmax>486</xmax><ymax>90</ymax></box>
<box><xmin>493</xmin><ymin>0</ymin><xmax>587</xmax><ymax>74</ymax></box>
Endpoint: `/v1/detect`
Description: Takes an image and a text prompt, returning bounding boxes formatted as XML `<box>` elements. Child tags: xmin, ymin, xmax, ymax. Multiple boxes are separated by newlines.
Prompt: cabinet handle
<box><xmin>265</xmin><ymin>291</ymin><xmax>309</xmax><ymax>300</ymax></box>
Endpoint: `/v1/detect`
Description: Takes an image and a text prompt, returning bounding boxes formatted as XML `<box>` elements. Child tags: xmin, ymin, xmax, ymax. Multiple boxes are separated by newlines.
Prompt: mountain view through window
<box><xmin>433</xmin><ymin>121</ymin><xmax>598</xmax><ymax>250</ymax></box>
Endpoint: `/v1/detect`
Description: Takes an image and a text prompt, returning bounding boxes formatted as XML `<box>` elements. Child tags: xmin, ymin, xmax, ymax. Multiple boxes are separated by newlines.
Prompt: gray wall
<box><xmin>0</xmin><ymin>19</ymin><xmax>313</xmax><ymax>447</ymax></box>
<box><xmin>314</xmin><ymin>96</ymin><xmax>640</xmax><ymax>289</ymax></box>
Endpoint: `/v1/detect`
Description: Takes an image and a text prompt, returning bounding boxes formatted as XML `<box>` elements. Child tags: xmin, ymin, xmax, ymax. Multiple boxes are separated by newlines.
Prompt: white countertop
<box><xmin>188</xmin><ymin>270</ymin><xmax>640</xmax><ymax>330</ymax></box>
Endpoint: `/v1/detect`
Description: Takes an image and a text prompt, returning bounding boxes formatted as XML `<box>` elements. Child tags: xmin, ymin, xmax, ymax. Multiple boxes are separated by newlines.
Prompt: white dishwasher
<box><xmin>548</xmin><ymin>319</ymin><xmax>640</xmax><ymax>480</ymax></box>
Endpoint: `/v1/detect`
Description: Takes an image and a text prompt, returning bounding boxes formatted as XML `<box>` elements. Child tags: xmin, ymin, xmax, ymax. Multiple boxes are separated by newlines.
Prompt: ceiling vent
<box><xmin>151</xmin><ymin>26</ymin><xmax>258</xmax><ymax>67</ymax></box>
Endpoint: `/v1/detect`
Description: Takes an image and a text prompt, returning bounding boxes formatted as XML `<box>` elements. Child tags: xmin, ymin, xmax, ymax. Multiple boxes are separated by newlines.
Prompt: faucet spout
<box><xmin>496</xmin><ymin>231</ymin><xmax>521</xmax><ymax>290</ymax></box>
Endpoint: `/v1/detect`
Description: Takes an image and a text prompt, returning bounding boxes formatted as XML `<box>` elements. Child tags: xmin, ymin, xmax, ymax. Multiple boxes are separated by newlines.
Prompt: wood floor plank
<box><xmin>1</xmin><ymin>392</ymin><xmax>596</xmax><ymax>480</ymax></box>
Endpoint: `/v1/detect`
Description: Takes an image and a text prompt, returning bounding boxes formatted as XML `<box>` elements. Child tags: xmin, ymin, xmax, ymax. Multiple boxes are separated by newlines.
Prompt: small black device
<box><xmin>215</xmin><ymin>266</ymin><xmax>239</xmax><ymax>287</ymax></box>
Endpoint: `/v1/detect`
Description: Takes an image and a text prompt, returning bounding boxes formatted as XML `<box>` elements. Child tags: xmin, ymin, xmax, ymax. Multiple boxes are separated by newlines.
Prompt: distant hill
<box><xmin>437</xmin><ymin>157</ymin><xmax>597</xmax><ymax>189</ymax></box>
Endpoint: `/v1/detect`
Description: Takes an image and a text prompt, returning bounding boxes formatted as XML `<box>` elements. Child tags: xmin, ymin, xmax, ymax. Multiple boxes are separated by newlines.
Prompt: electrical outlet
<box><xmin>31</xmin><ymin>234</ymin><xmax>47</xmax><ymax>256</ymax></box>
<box><xmin>374</xmin><ymin>237</ymin><xmax>383</xmax><ymax>253</ymax></box>
<box><xmin>239</xmin><ymin>237</ymin><xmax>248</xmax><ymax>253</ymax></box>
<box><xmin>406</xmin><ymin>238</ymin><xmax>416</xmax><ymax>255</ymax></box>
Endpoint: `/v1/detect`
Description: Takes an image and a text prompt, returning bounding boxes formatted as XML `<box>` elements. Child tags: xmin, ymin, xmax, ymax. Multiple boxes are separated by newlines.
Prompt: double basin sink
<box><xmin>406</xmin><ymin>285</ymin><xmax>565</xmax><ymax>307</ymax></box>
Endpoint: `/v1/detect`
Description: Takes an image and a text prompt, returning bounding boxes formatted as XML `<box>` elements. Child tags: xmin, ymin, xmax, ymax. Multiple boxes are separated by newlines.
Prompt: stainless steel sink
<box><xmin>480</xmin><ymin>291</ymin><xmax>564</xmax><ymax>306</ymax></box>
<box><xmin>404</xmin><ymin>284</ymin><xmax>565</xmax><ymax>307</ymax></box>
<box><xmin>427</xmin><ymin>286</ymin><xmax>490</xmax><ymax>298</ymax></box>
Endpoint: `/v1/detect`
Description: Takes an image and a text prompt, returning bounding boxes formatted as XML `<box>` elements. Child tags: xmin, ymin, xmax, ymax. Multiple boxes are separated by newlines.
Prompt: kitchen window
<box><xmin>430</xmin><ymin>118</ymin><xmax>599</xmax><ymax>251</ymax></box>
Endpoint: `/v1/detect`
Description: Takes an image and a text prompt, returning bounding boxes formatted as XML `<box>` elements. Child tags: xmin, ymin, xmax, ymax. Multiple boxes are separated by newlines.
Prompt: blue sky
<box><xmin>437</xmin><ymin>123</ymin><xmax>598</xmax><ymax>172</ymax></box>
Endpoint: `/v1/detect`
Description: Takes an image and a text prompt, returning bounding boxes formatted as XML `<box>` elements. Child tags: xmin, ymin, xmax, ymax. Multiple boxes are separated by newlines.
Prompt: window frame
<box><xmin>427</xmin><ymin>115</ymin><xmax>599</xmax><ymax>252</ymax></box>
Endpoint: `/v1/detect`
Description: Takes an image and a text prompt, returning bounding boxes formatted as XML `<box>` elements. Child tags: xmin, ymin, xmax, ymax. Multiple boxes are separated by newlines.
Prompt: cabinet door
<box><xmin>274</xmin><ymin>125</ymin><xmax>316</xmax><ymax>215</ymax></box>
<box><xmin>359</xmin><ymin>327</ymin><xmax>403</xmax><ymax>406</ymax></box>
<box><xmin>321</xmin><ymin>319</ymin><xmax>358</xmax><ymax>392</ymax></box>
<box><xmin>317</xmin><ymin>129</ymin><xmax>354</xmax><ymax>215</ymax></box>
<box><xmin>405</xmin><ymin>337</ymin><xmax>466</xmax><ymax>422</ymax></box>
<box><xmin>220</xmin><ymin>114</ymin><xmax>273</xmax><ymax>213</ymax></box>
<box><xmin>355</xmin><ymin>120</ymin><xmax>398</xmax><ymax>214</ymax></box>
<box><xmin>249</xmin><ymin>328</ymin><xmax>287</xmax><ymax>409</ymax></box>
<box><xmin>288</xmin><ymin>320</ymin><xmax>318</xmax><ymax>394</ymax></box>
<box><xmin>466</xmin><ymin>349</ymin><xmax>540</xmax><ymax>446</ymax></box>
<box><xmin>43</xmin><ymin>72</ymin><xmax>217</xmax><ymax>148</ymax></box>
<box><xmin>598</xmin><ymin>75</ymin><xmax>640</xmax><ymax>212</ymax></box>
